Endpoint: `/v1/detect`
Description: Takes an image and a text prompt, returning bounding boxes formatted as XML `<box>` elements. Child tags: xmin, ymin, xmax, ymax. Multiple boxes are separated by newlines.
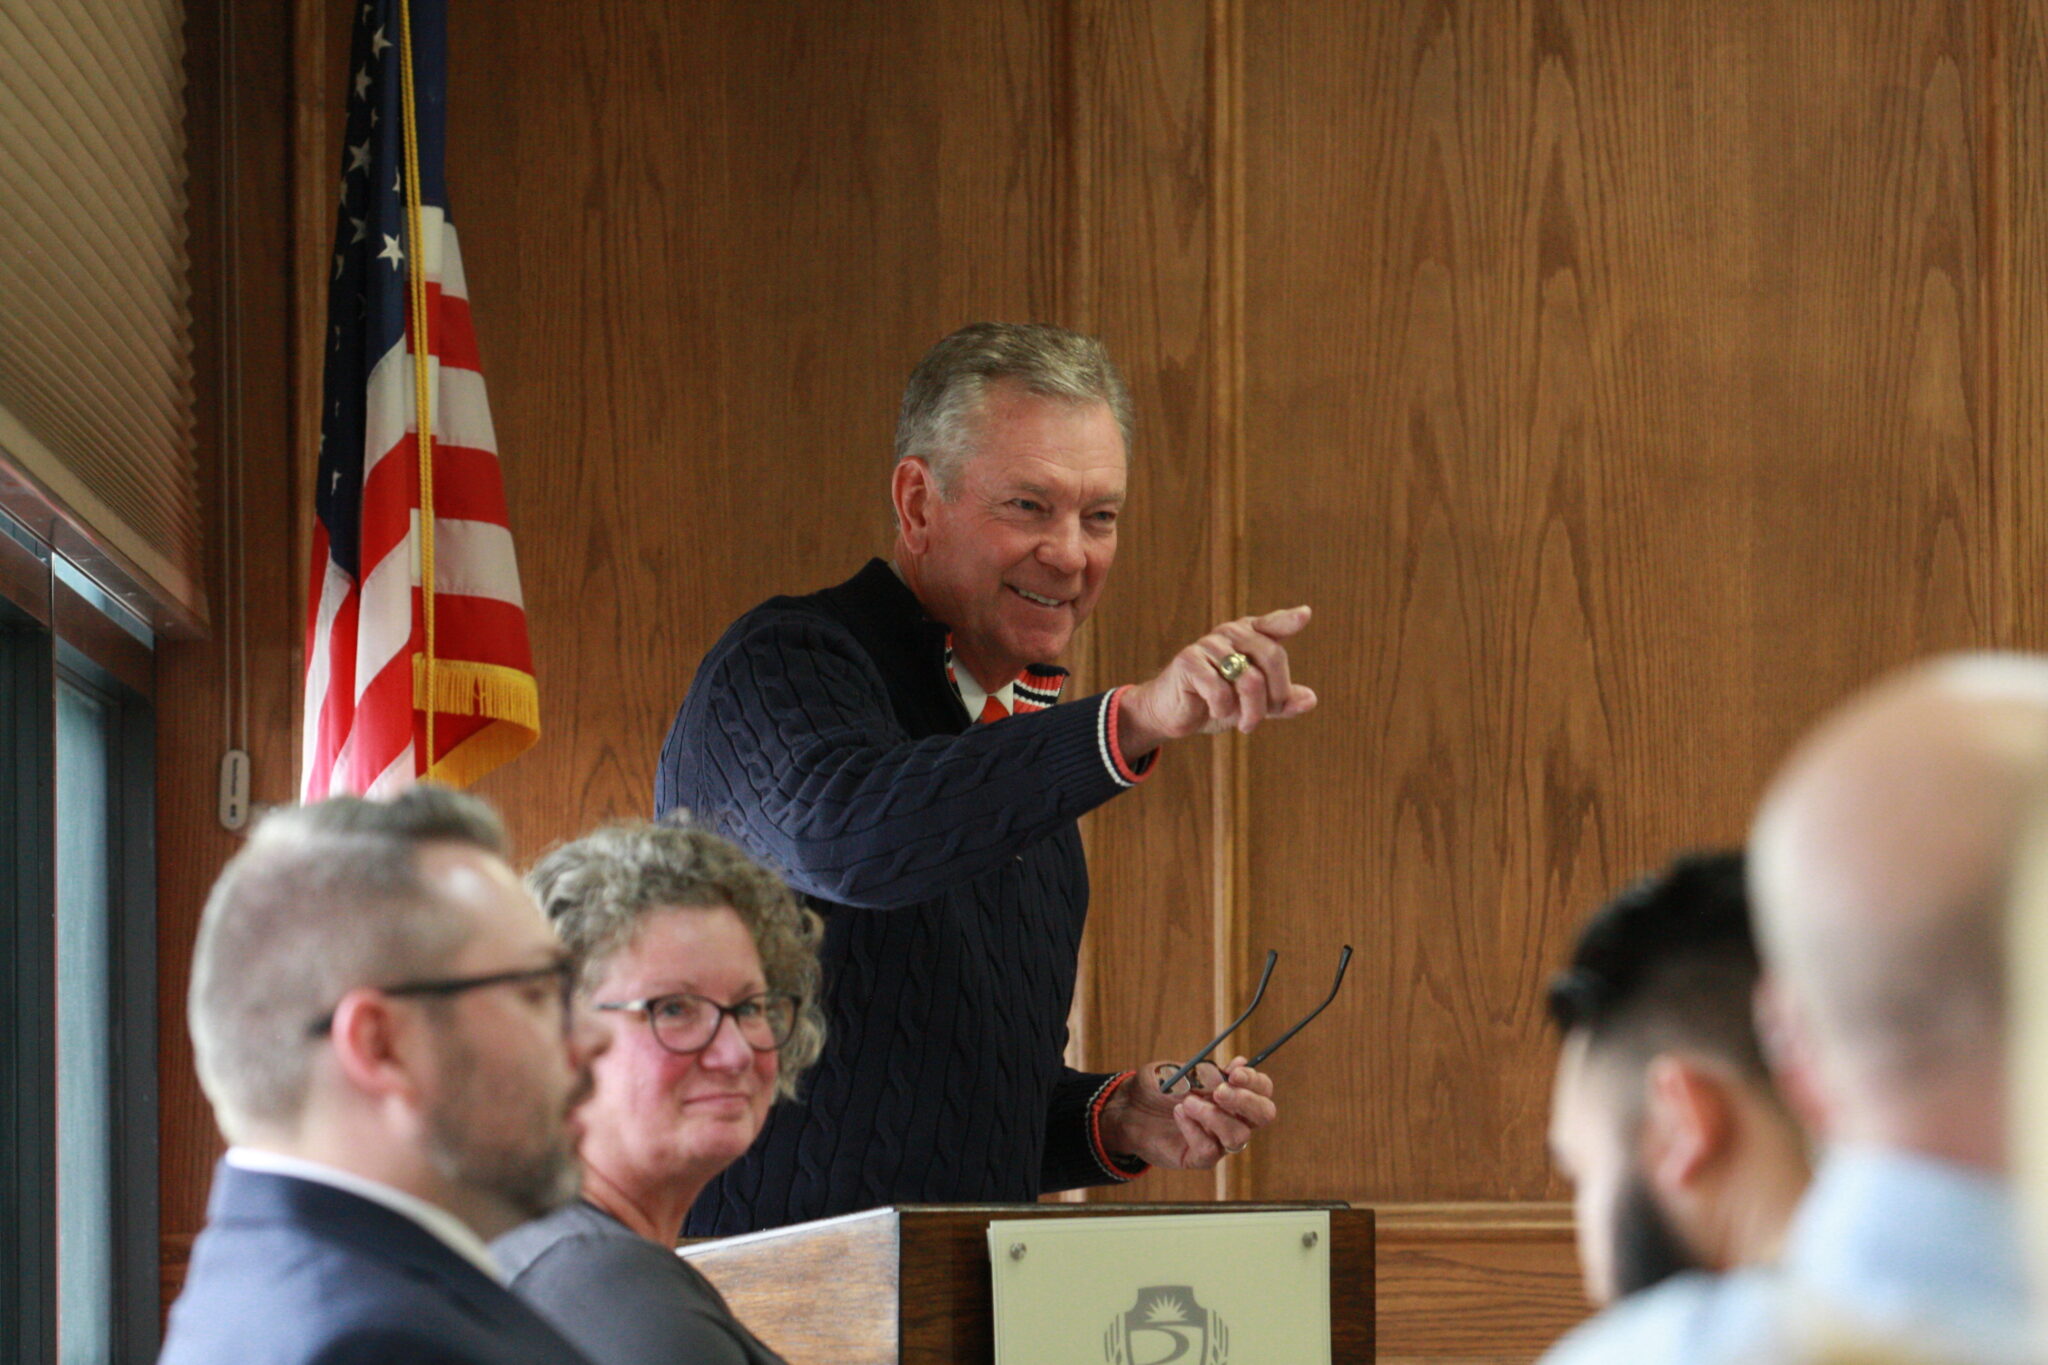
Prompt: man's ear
<box><xmin>325</xmin><ymin>988</ymin><xmax>424</xmax><ymax>1107</ymax></box>
<box><xmin>1754</xmin><ymin>974</ymin><xmax>1831</xmax><ymax>1139</ymax></box>
<box><xmin>1640</xmin><ymin>1053</ymin><xmax>1735</xmax><ymax>1195</ymax></box>
<box><xmin>891</xmin><ymin>457</ymin><xmax>938</xmax><ymax>554</ymax></box>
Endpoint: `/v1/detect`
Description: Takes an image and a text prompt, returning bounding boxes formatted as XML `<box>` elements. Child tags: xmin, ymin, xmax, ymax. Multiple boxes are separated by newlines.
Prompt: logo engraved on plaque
<box><xmin>1102</xmin><ymin>1285</ymin><xmax>1229</xmax><ymax>1365</ymax></box>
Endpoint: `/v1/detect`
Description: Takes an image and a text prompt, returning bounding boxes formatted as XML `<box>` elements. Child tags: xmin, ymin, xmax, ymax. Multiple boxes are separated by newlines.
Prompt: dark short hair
<box><xmin>1546</xmin><ymin>850</ymin><xmax>1766</xmax><ymax>1078</ymax></box>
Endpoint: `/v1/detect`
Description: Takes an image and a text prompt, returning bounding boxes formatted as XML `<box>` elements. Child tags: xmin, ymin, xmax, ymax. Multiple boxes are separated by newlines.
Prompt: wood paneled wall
<box><xmin>159</xmin><ymin>0</ymin><xmax>2048</xmax><ymax>1358</ymax></box>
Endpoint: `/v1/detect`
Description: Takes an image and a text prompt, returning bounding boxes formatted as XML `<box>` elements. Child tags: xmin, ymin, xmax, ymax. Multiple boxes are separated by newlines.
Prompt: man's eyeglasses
<box><xmin>307</xmin><ymin>958</ymin><xmax>577</xmax><ymax>1038</ymax></box>
<box><xmin>1156</xmin><ymin>946</ymin><xmax>1353</xmax><ymax>1094</ymax></box>
<box><xmin>594</xmin><ymin>992</ymin><xmax>801</xmax><ymax>1056</ymax></box>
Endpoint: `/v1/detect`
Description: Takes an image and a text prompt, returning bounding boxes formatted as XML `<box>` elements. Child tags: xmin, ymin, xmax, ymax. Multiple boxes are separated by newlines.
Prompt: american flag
<box><xmin>301</xmin><ymin>0</ymin><xmax>538</xmax><ymax>799</ymax></box>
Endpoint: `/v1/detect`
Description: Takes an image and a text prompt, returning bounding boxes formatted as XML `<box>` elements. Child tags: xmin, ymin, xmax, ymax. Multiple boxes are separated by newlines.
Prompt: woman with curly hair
<box><xmin>493</xmin><ymin>818</ymin><xmax>825</xmax><ymax>1365</ymax></box>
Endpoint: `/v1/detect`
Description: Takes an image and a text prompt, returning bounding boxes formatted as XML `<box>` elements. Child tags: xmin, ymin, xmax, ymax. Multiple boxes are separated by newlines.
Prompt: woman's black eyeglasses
<box><xmin>1156</xmin><ymin>945</ymin><xmax>1353</xmax><ymax>1093</ymax></box>
<box><xmin>594</xmin><ymin>992</ymin><xmax>801</xmax><ymax>1055</ymax></box>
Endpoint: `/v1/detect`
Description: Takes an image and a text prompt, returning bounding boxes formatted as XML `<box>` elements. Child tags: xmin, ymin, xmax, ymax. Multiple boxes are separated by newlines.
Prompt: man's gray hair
<box><xmin>894</xmin><ymin>321</ymin><xmax>1133</xmax><ymax>493</ymax></box>
<box><xmin>187</xmin><ymin>785</ymin><xmax>508</xmax><ymax>1143</ymax></box>
<box><xmin>526</xmin><ymin>817</ymin><xmax>826</xmax><ymax>1100</ymax></box>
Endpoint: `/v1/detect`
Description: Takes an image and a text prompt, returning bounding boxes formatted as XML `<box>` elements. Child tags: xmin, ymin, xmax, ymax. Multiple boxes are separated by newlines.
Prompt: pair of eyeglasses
<box><xmin>1156</xmin><ymin>946</ymin><xmax>1354</xmax><ymax>1093</ymax></box>
<box><xmin>595</xmin><ymin>992</ymin><xmax>801</xmax><ymax>1056</ymax></box>
<box><xmin>308</xmin><ymin>957</ymin><xmax>577</xmax><ymax>1038</ymax></box>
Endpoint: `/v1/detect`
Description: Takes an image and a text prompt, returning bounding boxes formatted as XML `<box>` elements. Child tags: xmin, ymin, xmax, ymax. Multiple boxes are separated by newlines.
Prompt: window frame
<box><xmin>0</xmin><ymin>508</ymin><xmax>159</xmax><ymax>1363</ymax></box>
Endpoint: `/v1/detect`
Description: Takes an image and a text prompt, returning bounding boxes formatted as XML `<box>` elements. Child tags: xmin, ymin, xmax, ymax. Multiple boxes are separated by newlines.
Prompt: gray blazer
<box><xmin>494</xmin><ymin>1200</ymin><xmax>786</xmax><ymax>1365</ymax></box>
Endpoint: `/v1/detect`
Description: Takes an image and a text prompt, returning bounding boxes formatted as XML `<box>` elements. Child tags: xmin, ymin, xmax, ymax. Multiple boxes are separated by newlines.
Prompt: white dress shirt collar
<box><xmin>952</xmin><ymin>669</ymin><xmax>1016</xmax><ymax>723</ymax></box>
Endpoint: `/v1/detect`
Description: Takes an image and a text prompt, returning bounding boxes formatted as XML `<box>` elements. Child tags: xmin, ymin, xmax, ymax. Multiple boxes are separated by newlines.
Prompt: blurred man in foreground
<box><xmin>1543</xmin><ymin>655</ymin><xmax>2045</xmax><ymax>1365</ymax></box>
<box><xmin>1546</xmin><ymin>850</ymin><xmax>1809</xmax><ymax>1308</ymax></box>
<box><xmin>159</xmin><ymin>787</ymin><xmax>603</xmax><ymax>1365</ymax></box>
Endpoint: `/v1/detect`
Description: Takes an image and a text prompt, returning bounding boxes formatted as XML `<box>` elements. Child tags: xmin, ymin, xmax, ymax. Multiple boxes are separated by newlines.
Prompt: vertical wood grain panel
<box><xmin>2001</xmin><ymin>2</ymin><xmax>2048</xmax><ymax>648</ymax></box>
<box><xmin>1062</xmin><ymin>0</ymin><xmax>1231</xmax><ymax>1204</ymax></box>
<box><xmin>1237</xmin><ymin>0</ymin><xmax>1986</xmax><ymax>1202</ymax></box>
<box><xmin>158</xmin><ymin>0</ymin><xmax>303</xmax><ymax>1285</ymax></box>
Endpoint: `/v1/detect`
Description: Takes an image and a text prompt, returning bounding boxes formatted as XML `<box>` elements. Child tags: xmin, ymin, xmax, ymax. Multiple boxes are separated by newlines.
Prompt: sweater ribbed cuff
<box><xmin>1087</xmin><ymin>1071</ymin><xmax>1151</xmax><ymax>1183</ymax></box>
<box><xmin>1101</xmin><ymin>687</ymin><xmax>1157</xmax><ymax>788</ymax></box>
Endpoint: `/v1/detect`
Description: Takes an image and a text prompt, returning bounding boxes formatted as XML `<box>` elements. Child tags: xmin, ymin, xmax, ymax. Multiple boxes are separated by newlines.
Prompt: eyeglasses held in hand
<box><xmin>595</xmin><ymin>991</ymin><xmax>801</xmax><ymax>1055</ymax></box>
<box><xmin>1156</xmin><ymin>945</ymin><xmax>1354</xmax><ymax>1094</ymax></box>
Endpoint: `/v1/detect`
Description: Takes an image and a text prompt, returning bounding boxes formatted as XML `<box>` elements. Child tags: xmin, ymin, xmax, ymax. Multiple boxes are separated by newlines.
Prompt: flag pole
<box><xmin>397</xmin><ymin>0</ymin><xmax>439</xmax><ymax>779</ymax></box>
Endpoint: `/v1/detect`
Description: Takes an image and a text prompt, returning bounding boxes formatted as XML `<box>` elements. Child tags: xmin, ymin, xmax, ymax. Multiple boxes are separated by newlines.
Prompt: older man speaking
<box><xmin>659</xmin><ymin>322</ymin><xmax>1305</xmax><ymax>1235</ymax></box>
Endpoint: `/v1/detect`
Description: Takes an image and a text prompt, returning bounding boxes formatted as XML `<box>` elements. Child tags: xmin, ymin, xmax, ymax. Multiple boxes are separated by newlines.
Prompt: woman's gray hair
<box><xmin>894</xmin><ymin>321</ymin><xmax>1133</xmax><ymax>493</ymax></box>
<box><xmin>526</xmin><ymin>817</ymin><xmax>826</xmax><ymax>1098</ymax></box>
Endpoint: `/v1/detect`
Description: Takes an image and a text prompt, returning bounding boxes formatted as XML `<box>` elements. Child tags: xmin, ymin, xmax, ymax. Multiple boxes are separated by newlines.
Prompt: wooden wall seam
<box><xmin>1208</xmin><ymin>0</ymin><xmax>1247</xmax><ymax>1203</ymax></box>
<box><xmin>1981</xmin><ymin>0</ymin><xmax>2011</xmax><ymax>646</ymax></box>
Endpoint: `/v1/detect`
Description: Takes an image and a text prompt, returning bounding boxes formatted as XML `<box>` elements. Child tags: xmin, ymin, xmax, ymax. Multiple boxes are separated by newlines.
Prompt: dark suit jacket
<box><xmin>158</xmin><ymin>1162</ymin><xmax>593</xmax><ymax>1364</ymax></box>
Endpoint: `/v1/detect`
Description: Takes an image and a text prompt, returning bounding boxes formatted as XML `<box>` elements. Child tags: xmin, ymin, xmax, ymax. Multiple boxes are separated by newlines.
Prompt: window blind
<box><xmin>0</xmin><ymin>0</ymin><xmax>202</xmax><ymax>627</ymax></box>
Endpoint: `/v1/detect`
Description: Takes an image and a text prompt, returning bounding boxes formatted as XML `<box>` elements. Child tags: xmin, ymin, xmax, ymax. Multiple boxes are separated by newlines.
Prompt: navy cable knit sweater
<box><xmin>657</xmin><ymin>559</ymin><xmax>1151</xmax><ymax>1235</ymax></box>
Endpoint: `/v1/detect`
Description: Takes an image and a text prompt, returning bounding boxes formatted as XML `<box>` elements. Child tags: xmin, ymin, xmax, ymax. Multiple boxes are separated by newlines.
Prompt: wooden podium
<box><xmin>680</xmin><ymin>1202</ymin><xmax>1374</xmax><ymax>1364</ymax></box>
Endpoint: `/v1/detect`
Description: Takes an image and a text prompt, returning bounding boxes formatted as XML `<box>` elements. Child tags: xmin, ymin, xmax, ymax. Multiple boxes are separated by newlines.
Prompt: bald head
<box><xmin>1750</xmin><ymin>654</ymin><xmax>2048</xmax><ymax>1162</ymax></box>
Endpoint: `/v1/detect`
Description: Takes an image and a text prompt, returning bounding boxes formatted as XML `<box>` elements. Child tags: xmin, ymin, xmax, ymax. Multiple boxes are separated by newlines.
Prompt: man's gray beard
<box><xmin>423</xmin><ymin>1053</ymin><xmax>583</xmax><ymax>1222</ymax></box>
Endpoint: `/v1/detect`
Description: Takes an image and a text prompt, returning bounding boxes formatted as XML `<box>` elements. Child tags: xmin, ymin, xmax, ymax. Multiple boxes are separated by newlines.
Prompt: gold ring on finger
<box><xmin>1214</xmin><ymin>652</ymin><xmax>1250</xmax><ymax>683</ymax></box>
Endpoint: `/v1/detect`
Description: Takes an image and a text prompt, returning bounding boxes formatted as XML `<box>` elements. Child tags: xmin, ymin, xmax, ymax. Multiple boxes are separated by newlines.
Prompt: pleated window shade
<box><xmin>0</xmin><ymin>0</ymin><xmax>202</xmax><ymax>627</ymax></box>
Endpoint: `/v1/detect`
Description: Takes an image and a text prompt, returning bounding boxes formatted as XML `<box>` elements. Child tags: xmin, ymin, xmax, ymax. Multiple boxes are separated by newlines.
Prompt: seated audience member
<box><xmin>1544</xmin><ymin>654</ymin><xmax>2047</xmax><ymax>1365</ymax></box>
<box><xmin>1546</xmin><ymin>850</ymin><xmax>1809</xmax><ymax>1308</ymax></box>
<box><xmin>492</xmin><ymin>820</ymin><xmax>825</xmax><ymax>1365</ymax></box>
<box><xmin>160</xmin><ymin>787</ymin><xmax>602</xmax><ymax>1365</ymax></box>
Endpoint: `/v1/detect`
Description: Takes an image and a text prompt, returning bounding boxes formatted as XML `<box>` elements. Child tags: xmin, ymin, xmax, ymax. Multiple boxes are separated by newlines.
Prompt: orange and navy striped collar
<box><xmin>944</xmin><ymin>634</ymin><xmax>1068</xmax><ymax>722</ymax></box>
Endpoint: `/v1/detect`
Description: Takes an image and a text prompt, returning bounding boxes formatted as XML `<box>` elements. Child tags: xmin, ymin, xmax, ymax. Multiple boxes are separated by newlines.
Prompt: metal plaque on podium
<box><xmin>986</xmin><ymin>1210</ymin><xmax>1332</xmax><ymax>1365</ymax></box>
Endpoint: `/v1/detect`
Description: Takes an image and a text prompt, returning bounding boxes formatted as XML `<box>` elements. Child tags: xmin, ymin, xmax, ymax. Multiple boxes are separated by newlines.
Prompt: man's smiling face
<box><xmin>900</xmin><ymin>381</ymin><xmax>1126</xmax><ymax>687</ymax></box>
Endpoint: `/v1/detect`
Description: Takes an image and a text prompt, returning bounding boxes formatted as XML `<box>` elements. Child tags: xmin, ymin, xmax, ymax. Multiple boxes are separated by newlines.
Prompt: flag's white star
<box><xmin>369</xmin><ymin>108</ymin><xmax>379</xmax><ymax>127</ymax></box>
<box><xmin>353</xmin><ymin>66</ymin><xmax>371</xmax><ymax>101</ymax></box>
<box><xmin>393</xmin><ymin>169</ymin><xmax>402</xmax><ymax>193</ymax></box>
<box><xmin>349</xmin><ymin>215</ymin><xmax>367</xmax><ymax>243</ymax></box>
<box><xmin>333</xmin><ymin>251</ymin><xmax>345</xmax><ymax>281</ymax></box>
<box><xmin>370</xmin><ymin>25</ymin><xmax>391</xmax><ymax>58</ymax></box>
<box><xmin>362</xmin><ymin>3</ymin><xmax>372</xmax><ymax>23</ymax></box>
<box><xmin>332</xmin><ymin>468</ymin><xmax>343</xmax><ymax>492</ymax></box>
<box><xmin>379</xmin><ymin>234</ymin><xmax>404</xmax><ymax>269</ymax></box>
<box><xmin>347</xmin><ymin>140</ymin><xmax>371</xmax><ymax>174</ymax></box>
<box><xmin>338</xmin><ymin>176</ymin><xmax>349</xmax><ymax>204</ymax></box>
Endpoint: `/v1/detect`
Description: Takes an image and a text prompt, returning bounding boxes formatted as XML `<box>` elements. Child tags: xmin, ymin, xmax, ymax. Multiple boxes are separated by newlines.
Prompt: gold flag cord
<box><xmin>397</xmin><ymin>0</ymin><xmax>439</xmax><ymax>778</ymax></box>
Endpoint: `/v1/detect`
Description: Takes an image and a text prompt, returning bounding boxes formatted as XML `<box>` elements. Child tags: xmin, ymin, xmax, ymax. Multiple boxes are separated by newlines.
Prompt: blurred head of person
<box><xmin>1751</xmin><ymin>653</ymin><xmax>2048</xmax><ymax>1174</ymax></box>
<box><xmin>188</xmin><ymin>785</ymin><xmax>602</xmax><ymax>1240</ymax></box>
<box><xmin>527</xmin><ymin>817</ymin><xmax>825</xmax><ymax>1243</ymax></box>
<box><xmin>1548</xmin><ymin>849</ymin><xmax>1811</xmax><ymax>1306</ymax></box>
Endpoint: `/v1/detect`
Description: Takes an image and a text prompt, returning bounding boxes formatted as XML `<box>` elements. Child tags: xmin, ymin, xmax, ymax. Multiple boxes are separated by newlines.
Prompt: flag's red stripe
<box><xmin>311</xmin><ymin>584</ymin><xmax>364</xmax><ymax>801</ymax></box>
<box><xmin>345</xmin><ymin>633</ymin><xmax>425</xmax><ymax>790</ymax></box>
<box><xmin>421</xmin><ymin>590</ymin><xmax>536</xmax><ymax>672</ymax></box>
<box><xmin>421</xmin><ymin>443</ymin><xmax>510</xmax><ymax>525</ymax></box>
<box><xmin>427</xmin><ymin>286</ymin><xmax>481</xmax><ymax>371</ymax></box>
<box><xmin>425</xmin><ymin>709</ymin><xmax>492</xmax><ymax>767</ymax></box>
<box><xmin>356</xmin><ymin>436</ymin><xmax>417</xmax><ymax>584</ymax></box>
<box><xmin>355</xmin><ymin>436</ymin><xmax>517</xmax><ymax>585</ymax></box>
